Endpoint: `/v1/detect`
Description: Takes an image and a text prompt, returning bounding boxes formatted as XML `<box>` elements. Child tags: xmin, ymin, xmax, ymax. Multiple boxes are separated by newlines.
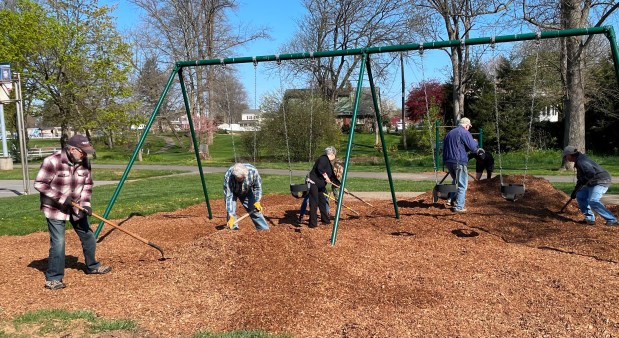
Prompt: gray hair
<box><xmin>232</xmin><ymin>163</ymin><xmax>248</xmax><ymax>179</ymax></box>
<box><xmin>325</xmin><ymin>146</ymin><xmax>337</xmax><ymax>156</ymax></box>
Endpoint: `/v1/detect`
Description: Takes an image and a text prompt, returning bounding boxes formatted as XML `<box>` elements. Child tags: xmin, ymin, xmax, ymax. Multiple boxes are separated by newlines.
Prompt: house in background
<box><xmin>239</xmin><ymin>109</ymin><xmax>261</xmax><ymax>130</ymax></box>
<box><xmin>284</xmin><ymin>87</ymin><xmax>380</xmax><ymax>129</ymax></box>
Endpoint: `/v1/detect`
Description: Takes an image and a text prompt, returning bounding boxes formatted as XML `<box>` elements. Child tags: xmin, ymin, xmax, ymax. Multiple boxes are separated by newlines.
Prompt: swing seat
<box><xmin>501</xmin><ymin>184</ymin><xmax>525</xmax><ymax>201</ymax></box>
<box><xmin>290</xmin><ymin>183</ymin><xmax>309</xmax><ymax>199</ymax></box>
<box><xmin>432</xmin><ymin>184</ymin><xmax>457</xmax><ymax>203</ymax></box>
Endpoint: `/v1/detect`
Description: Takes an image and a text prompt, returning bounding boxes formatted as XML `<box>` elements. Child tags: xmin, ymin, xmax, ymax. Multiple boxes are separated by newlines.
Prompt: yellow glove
<box><xmin>254</xmin><ymin>201</ymin><xmax>263</xmax><ymax>212</ymax></box>
<box><xmin>227</xmin><ymin>215</ymin><xmax>235</xmax><ymax>229</ymax></box>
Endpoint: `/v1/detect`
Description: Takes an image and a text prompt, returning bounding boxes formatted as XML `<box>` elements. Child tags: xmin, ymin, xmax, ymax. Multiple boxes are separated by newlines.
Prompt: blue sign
<box><xmin>0</xmin><ymin>63</ymin><xmax>11</xmax><ymax>82</ymax></box>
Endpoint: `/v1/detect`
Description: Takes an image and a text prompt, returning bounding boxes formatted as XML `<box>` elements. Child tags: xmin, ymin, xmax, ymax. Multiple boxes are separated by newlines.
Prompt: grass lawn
<box><xmin>0</xmin><ymin>168</ymin><xmax>189</xmax><ymax>181</ymax></box>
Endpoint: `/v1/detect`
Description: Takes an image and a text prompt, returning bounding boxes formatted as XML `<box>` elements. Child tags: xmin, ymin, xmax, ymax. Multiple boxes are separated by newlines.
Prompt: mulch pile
<box><xmin>2</xmin><ymin>175</ymin><xmax>619</xmax><ymax>337</ymax></box>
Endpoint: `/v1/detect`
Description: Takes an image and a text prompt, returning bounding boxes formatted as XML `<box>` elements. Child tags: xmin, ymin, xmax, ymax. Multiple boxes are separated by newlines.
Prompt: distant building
<box><xmin>240</xmin><ymin>109</ymin><xmax>261</xmax><ymax>131</ymax></box>
<box><xmin>283</xmin><ymin>87</ymin><xmax>380</xmax><ymax>129</ymax></box>
<box><xmin>537</xmin><ymin>105</ymin><xmax>559</xmax><ymax>122</ymax></box>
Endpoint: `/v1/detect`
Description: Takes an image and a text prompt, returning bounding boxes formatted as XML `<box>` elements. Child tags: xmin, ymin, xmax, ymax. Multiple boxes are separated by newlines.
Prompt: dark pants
<box><xmin>309</xmin><ymin>183</ymin><xmax>330</xmax><ymax>227</ymax></box>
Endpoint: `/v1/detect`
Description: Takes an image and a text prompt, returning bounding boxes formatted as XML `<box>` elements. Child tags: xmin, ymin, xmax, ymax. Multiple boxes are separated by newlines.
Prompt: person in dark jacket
<box><xmin>307</xmin><ymin>146</ymin><xmax>339</xmax><ymax>228</ymax></box>
<box><xmin>468</xmin><ymin>150</ymin><xmax>494</xmax><ymax>180</ymax></box>
<box><xmin>442</xmin><ymin>117</ymin><xmax>483</xmax><ymax>212</ymax></box>
<box><xmin>564</xmin><ymin>146</ymin><xmax>617</xmax><ymax>226</ymax></box>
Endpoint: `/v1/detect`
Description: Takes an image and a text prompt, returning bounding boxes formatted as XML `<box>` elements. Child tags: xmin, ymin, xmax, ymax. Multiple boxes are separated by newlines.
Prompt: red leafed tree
<box><xmin>405</xmin><ymin>80</ymin><xmax>446</xmax><ymax>123</ymax></box>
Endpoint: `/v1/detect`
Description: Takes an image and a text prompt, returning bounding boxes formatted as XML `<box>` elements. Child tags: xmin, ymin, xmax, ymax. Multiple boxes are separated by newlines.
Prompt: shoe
<box><xmin>45</xmin><ymin>280</ymin><xmax>65</xmax><ymax>290</ymax></box>
<box><xmin>446</xmin><ymin>199</ymin><xmax>453</xmax><ymax>207</ymax></box>
<box><xmin>606</xmin><ymin>220</ymin><xmax>618</xmax><ymax>226</ymax></box>
<box><xmin>87</xmin><ymin>265</ymin><xmax>112</xmax><ymax>275</ymax></box>
<box><xmin>452</xmin><ymin>208</ymin><xmax>467</xmax><ymax>213</ymax></box>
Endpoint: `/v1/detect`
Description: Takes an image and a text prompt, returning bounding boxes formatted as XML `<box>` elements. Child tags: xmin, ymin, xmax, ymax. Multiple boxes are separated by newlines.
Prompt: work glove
<box><xmin>570</xmin><ymin>189</ymin><xmax>577</xmax><ymax>199</ymax></box>
<box><xmin>62</xmin><ymin>197</ymin><xmax>74</xmax><ymax>207</ymax></box>
<box><xmin>83</xmin><ymin>206</ymin><xmax>93</xmax><ymax>216</ymax></box>
<box><xmin>254</xmin><ymin>201</ymin><xmax>263</xmax><ymax>212</ymax></box>
<box><xmin>227</xmin><ymin>215</ymin><xmax>236</xmax><ymax>229</ymax></box>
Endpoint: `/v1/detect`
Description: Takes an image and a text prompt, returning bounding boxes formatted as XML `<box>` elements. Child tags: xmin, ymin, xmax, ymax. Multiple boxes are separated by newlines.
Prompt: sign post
<box><xmin>0</xmin><ymin>63</ymin><xmax>13</xmax><ymax>170</ymax></box>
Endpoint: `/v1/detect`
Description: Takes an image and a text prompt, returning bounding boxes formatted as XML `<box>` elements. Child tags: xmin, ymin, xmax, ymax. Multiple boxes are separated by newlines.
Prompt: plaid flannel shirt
<box><xmin>223</xmin><ymin>163</ymin><xmax>262</xmax><ymax>216</ymax></box>
<box><xmin>34</xmin><ymin>150</ymin><xmax>93</xmax><ymax>220</ymax></box>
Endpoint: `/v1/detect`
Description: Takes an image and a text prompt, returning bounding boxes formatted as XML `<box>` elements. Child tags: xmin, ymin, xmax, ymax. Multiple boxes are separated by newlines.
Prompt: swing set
<box><xmin>95</xmin><ymin>26</ymin><xmax>619</xmax><ymax>246</ymax></box>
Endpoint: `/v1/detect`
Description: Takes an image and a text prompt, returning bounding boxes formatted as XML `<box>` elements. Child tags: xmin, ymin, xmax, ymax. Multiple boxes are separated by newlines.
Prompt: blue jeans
<box><xmin>576</xmin><ymin>185</ymin><xmax>618</xmax><ymax>223</ymax></box>
<box><xmin>446</xmin><ymin>163</ymin><xmax>468</xmax><ymax>210</ymax></box>
<box><xmin>232</xmin><ymin>193</ymin><xmax>269</xmax><ymax>230</ymax></box>
<box><xmin>46</xmin><ymin>217</ymin><xmax>100</xmax><ymax>281</ymax></box>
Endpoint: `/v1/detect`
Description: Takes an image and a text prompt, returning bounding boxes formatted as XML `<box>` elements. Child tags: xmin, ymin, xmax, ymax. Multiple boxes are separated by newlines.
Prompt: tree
<box><xmin>131</xmin><ymin>0</ymin><xmax>268</xmax><ymax>157</ymax></box>
<box><xmin>283</xmin><ymin>0</ymin><xmax>411</xmax><ymax>103</ymax></box>
<box><xmin>404</xmin><ymin>80</ymin><xmax>446</xmax><ymax>123</ymax></box>
<box><xmin>407</xmin><ymin>0</ymin><xmax>513</xmax><ymax>124</ymax></box>
<box><xmin>521</xmin><ymin>0</ymin><xmax>619</xmax><ymax>167</ymax></box>
<box><xmin>0</xmin><ymin>0</ymin><xmax>52</xmax><ymax>138</ymax></box>
<box><xmin>251</xmin><ymin>90</ymin><xmax>340</xmax><ymax>162</ymax></box>
<box><xmin>21</xmin><ymin>0</ymin><xmax>134</xmax><ymax>146</ymax></box>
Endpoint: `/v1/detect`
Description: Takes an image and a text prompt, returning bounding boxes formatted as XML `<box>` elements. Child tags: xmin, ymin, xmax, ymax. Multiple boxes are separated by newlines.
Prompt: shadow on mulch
<box><xmin>28</xmin><ymin>255</ymin><xmax>86</xmax><ymax>273</ymax></box>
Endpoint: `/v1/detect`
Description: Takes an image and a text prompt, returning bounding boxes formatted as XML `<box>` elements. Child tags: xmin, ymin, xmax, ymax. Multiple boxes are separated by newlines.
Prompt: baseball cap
<box><xmin>563</xmin><ymin>145</ymin><xmax>578</xmax><ymax>156</ymax></box>
<box><xmin>459</xmin><ymin>117</ymin><xmax>472</xmax><ymax>127</ymax></box>
<box><xmin>67</xmin><ymin>134</ymin><xmax>95</xmax><ymax>154</ymax></box>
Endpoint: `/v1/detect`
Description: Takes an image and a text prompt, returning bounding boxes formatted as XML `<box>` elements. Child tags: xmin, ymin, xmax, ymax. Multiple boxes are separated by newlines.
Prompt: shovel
<box><xmin>72</xmin><ymin>203</ymin><xmax>165</xmax><ymax>260</ymax></box>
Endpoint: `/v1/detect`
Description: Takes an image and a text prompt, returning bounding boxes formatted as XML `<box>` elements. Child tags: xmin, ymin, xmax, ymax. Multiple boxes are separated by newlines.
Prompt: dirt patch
<box><xmin>1</xmin><ymin>175</ymin><xmax>619</xmax><ymax>337</ymax></box>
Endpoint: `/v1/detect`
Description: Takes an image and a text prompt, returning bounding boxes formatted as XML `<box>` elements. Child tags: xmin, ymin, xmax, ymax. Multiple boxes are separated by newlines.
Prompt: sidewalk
<box><xmin>2</xmin><ymin>164</ymin><xmax>618</xmax><ymax>204</ymax></box>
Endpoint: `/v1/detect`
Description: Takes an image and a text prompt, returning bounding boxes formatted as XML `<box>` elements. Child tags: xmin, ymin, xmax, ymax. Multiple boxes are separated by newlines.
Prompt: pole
<box><xmin>400</xmin><ymin>52</ymin><xmax>406</xmax><ymax>149</ymax></box>
<box><xmin>0</xmin><ymin>103</ymin><xmax>7</xmax><ymax>157</ymax></box>
<box><xmin>15</xmin><ymin>73</ymin><xmax>29</xmax><ymax>194</ymax></box>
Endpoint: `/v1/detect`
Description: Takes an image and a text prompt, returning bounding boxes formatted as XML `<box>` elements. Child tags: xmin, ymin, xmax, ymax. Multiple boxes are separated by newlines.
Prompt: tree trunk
<box><xmin>561</xmin><ymin>0</ymin><xmax>586</xmax><ymax>170</ymax></box>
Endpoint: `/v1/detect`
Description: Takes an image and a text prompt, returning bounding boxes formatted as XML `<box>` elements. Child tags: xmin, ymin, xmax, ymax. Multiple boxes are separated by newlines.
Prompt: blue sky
<box><xmin>100</xmin><ymin>0</ymin><xmax>477</xmax><ymax>109</ymax></box>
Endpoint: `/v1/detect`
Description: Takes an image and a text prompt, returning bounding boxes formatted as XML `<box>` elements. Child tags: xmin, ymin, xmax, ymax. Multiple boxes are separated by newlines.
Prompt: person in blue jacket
<box><xmin>442</xmin><ymin>117</ymin><xmax>484</xmax><ymax>213</ymax></box>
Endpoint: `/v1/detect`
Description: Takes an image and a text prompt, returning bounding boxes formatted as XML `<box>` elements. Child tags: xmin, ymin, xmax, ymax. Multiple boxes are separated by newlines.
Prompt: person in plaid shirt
<box><xmin>34</xmin><ymin>134</ymin><xmax>111</xmax><ymax>290</ymax></box>
<box><xmin>223</xmin><ymin>163</ymin><xmax>268</xmax><ymax>230</ymax></box>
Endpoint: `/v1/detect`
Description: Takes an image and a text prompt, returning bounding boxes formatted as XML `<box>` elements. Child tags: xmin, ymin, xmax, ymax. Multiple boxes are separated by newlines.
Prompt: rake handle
<box><xmin>323</xmin><ymin>193</ymin><xmax>360</xmax><ymax>216</ymax></box>
<box><xmin>72</xmin><ymin>202</ymin><xmax>165</xmax><ymax>258</ymax></box>
<box><xmin>330</xmin><ymin>182</ymin><xmax>374</xmax><ymax>207</ymax></box>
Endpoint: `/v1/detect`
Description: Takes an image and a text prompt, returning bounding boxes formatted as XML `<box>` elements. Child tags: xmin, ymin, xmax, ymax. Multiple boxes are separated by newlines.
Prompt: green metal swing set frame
<box><xmin>95</xmin><ymin>26</ymin><xmax>619</xmax><ymax>246</ymax></box>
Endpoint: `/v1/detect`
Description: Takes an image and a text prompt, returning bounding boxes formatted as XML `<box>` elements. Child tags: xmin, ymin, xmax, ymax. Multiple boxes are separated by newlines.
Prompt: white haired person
<box><xmin>307</xmin><ymin>146</ymin><xmax>339</xmax><ymax>228</ymax></box>
<box><xmin>564</xmin><ymin>146</ymin><xmax>617</xmax><ymax>226</ymax></box>
<box><xmin>442</xmin><ymin>117</ymin><xmax>484</xmax><ymax>213</ymax></box>
<box><xmin>34</xmin><ymin>134</ymin><xmax>111</xmax><ymax>290</ymax></box>
<box><xmin>223</xmin><ymin>163</ymin><xmax>269</xmax><ymax>230</ymax></box>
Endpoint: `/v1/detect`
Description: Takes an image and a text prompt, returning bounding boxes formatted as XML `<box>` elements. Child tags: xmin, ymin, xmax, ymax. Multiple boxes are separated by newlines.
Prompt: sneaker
<box><xmin>446</xmin><ymin>199</ymin><xmax>453</xmax><ymax>207</ymax></box>
<box><xmin>606</xmin><ymin>220</ymin><xmax>618</xmax><ymax>226</ymax></box>
<box><xmin>452</xmin><ymin>208</ymin><xmax>467</xmax><ymax>213</ymax></box>
<box><xmin>87</xmin><ymin>265</ymin><xmax>112</xmax><ymax>275</ymax></box>
<box><xmin>45</xmin><ymin>280</ymin><xmax>66</xmax><ymax>290</ymax></box>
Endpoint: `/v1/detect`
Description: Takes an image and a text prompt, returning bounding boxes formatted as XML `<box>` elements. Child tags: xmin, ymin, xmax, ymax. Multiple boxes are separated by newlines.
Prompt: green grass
<box><xmin>9</xmin><ymin>309</ymin><xmax>136</xmax><ymax>336</ymax></box>
<box><xmin>23</xmin><ymin>133</ymin><xmax>619</xmax><ymax>176</ymax></box>
<box><xmin>0</xmin><ymin>168</ymin><xmax>189</xmax><ymax>180</ymax></box>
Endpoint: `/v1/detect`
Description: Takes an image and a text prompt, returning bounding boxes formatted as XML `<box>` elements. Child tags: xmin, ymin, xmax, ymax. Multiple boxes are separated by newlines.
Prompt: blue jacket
<box><xmin>442</xmin><ymin>126</ymin><xmax>479</xmax><ymax>165</ymax></box>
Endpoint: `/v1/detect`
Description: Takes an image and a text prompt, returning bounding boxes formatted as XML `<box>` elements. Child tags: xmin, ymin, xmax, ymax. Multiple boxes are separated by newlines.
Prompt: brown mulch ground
<box><xmin>2</xmin><ymin>175</ymin><xmax>619</xmax><ymax>337</ymax></box>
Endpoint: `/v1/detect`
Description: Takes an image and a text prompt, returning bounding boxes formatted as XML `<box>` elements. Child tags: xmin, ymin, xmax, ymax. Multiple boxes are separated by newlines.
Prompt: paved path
<box><xmin>2</xmin><ymin>164</ymin><xmax>618</xmax><ymax>204</ymax></box>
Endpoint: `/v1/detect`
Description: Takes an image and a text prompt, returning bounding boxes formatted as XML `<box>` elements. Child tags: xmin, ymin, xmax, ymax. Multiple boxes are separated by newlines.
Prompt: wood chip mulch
<box><xmin>2</xmin><ymin>175</ymin><xmax>619</xmax><ymax>337</ymax></box>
